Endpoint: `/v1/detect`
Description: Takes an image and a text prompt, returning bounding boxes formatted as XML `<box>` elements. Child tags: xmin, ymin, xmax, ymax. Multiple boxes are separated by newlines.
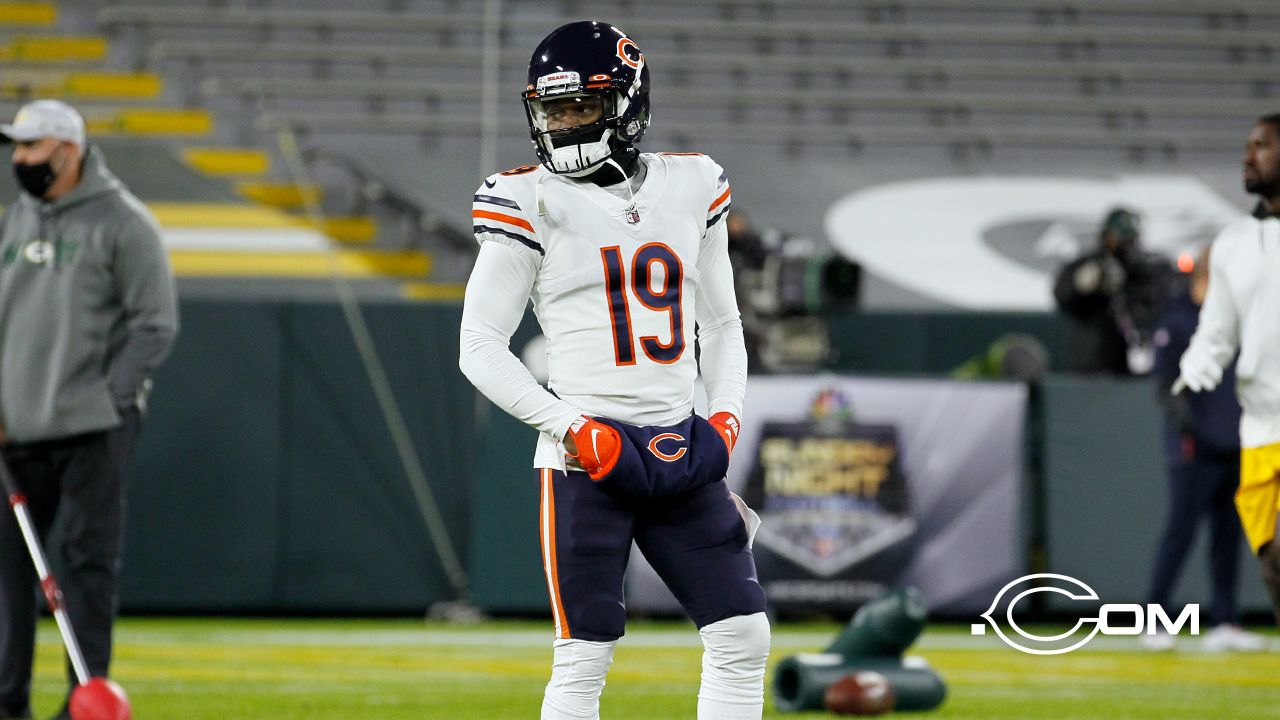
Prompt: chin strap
<box><xmin>603</xmin><ymin>157</ymin><xmax>638</xmax><ymax>208</ymax></box>
<box><xmin>535</xmin><ymin>174</ymin><xmax>549</xmax><ymax>218</ymax></box>
<box><xmin>603</xmin><ymin>155</ymin><xmax>646</xmax><ymax>224</ymax></box>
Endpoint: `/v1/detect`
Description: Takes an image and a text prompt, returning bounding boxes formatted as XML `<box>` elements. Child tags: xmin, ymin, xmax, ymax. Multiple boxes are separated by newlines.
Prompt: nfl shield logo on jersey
<box><xmin>625</xmin><ymin>204</ymin><xmax>641</xmax><ymax>224</ymax></box>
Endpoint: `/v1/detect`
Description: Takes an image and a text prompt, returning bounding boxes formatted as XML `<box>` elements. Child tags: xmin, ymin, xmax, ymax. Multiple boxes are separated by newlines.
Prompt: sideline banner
<box><xmin>626</xmin><ymin>376</ymin><xmax>1027</xmax><ymax>616</ymax></box>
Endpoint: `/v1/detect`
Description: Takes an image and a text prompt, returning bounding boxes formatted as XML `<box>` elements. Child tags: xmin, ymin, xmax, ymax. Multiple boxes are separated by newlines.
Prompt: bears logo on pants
<box><xmin>647</xmin><ymin>433</ymin><xmax>687</xmax><ymax>462</ymax></box>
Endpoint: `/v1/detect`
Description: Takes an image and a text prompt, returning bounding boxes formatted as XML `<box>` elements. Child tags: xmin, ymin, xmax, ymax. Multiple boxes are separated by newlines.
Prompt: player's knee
<box><xmin>549</xmin><ymin>637</ymin><xmax>616</xmax><ymax>685</ymax></box>
<box><xmin>700</xmin><ymin>612</ymin><xmax>771</xmax><ymax>679</ymax></box>
<box><xmin>568</xmin><ymin>600</ymin><xmax>626</xmax><ymax>644</ymax></box>
<box><xmin>542</xmin><ymin>638</ymin><xmax>616</xmax><ymax>720</ymax></box>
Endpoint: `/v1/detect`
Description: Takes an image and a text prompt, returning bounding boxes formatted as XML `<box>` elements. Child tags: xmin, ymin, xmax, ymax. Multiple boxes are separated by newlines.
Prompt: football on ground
<box><xmin>824</xmin><ymin>671</ymin><xmax>895</xmax><ymax>716</ymax></box>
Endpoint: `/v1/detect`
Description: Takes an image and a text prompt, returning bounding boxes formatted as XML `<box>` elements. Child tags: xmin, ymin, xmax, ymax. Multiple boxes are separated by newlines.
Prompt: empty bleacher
<box><xmin>7</xmin><ymin>1</ymin><xmax>1276</xmax><ymax>287</ymax></box>
<box><xmin>0</xmin><ymin>1</ymin><xmax>448</xmax><ymax>293</ymax></box>
<box><xmin>95</xmin><ymin>1</ymin><xmax>1279</xmax><ymax>155</ymax></box>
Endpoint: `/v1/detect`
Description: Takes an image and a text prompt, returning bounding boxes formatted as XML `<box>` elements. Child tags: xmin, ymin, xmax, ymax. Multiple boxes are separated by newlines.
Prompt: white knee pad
<box><xmin>541</xmin><ymin>637</ymin><xmax>617</xmax><ymax>720</ymax></box>
<box><xmin>698</xmin><ymin>612</ymin><xmax>771</xmax><ymax>720</ymax></box>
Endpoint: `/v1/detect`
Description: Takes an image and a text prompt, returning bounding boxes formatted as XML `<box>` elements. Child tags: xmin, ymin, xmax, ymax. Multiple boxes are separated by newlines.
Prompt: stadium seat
<box><xmin>0</xmin><ymin>34</ymin><xmax>106</xmax><ymax>63</ymax></box>
<box><xmin>168</xmin><ymin>248</ymin><xmax>431</xmax><ymax>278</ymax></box>
<box><xmin>85</xmin><ymin>108</ymin><xmax>213</xmax><ymax>136</ymax></box>
<box><xmin>182</xmin><ymin>147</ymin><xmax>273</xmax><ymax>177</ymax></box>
<box><xmin>236</xmin><ymin>181</ymin><xmax>321</xmax><ymax>211</ymax></box>
<box><xmin>64</xmin><ymin>0</ymin><xmax>1280</xmax><ymax>282</ymax></box>
<box><xmin>0</xmin><ymin>2</ymin><xmax>56</xmax><ymax>27</ymax></box>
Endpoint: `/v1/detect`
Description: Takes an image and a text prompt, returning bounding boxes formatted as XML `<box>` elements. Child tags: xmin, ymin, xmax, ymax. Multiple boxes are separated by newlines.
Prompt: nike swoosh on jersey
<box><xmin>484</xmin><ymin>179</ymin><xmax>497</xmax><ymax>188</ymax></box>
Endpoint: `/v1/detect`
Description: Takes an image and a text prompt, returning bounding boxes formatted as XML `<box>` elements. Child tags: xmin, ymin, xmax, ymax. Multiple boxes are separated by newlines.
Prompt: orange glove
<box><xmin>709</xmin><ymin>412</ymin><xmax>741</xmax><ymax>454</ymax></box>
<box><xmin>565</xmin><ymin>416</ymin><xmax>622</xmax><ymax>481</ymax></box>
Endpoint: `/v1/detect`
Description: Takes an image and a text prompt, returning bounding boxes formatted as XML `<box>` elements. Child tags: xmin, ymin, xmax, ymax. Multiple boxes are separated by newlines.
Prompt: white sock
<box><xmin>697</xmin><ymin>612</ymin><xmax>771</xmax><ymax>720</ymax></box>
<box><xmin>541</xmin><ymin>637</ymin><xmax>616</xmax><ymax>720</ymax></box>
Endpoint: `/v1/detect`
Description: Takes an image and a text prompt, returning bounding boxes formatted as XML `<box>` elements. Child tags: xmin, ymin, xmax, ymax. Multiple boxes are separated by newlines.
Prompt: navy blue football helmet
<box><xmin>523</xmin><ymin>21</ymin><xmax>651</xmax><ymax>176</ymax></box>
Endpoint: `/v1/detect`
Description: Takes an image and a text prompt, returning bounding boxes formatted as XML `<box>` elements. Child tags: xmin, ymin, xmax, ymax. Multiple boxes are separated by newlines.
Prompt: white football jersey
<box><xmin>470</xmin><ymin>153</ymin><xmax>734</xmax><ymax>463</ymax></box>
<box><xmin>1183</xmin><ymin>213</ymin><xmax>1280</xmax><ymax>447</ymax></box>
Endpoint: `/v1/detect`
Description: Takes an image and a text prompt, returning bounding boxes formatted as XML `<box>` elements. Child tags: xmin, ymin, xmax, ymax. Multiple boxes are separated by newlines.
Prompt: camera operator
<box><xmin>725</xmin><ymin>209</ymin><xmax>860</xmax><ymax>373</ymax></box>
<box><xmin>725</xmin><ymin>210</ymin><xmax>773</xmax><ymax>367</ymax></box>
<box><xmin>1053</xmin><ymin>208</ymin><xmax>1174</xmax><ymax>375</ymax></box>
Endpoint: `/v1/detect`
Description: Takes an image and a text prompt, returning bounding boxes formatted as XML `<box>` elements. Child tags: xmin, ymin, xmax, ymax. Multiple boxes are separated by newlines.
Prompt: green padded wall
<box><xmin>121</xmin><ymin>299</ymin><xmax>474</xmax><ymax>613</ymax></box>
<box><xmin>126</xmin><ymin>303</ymin><xmax>1264</xmax><ymax>617</ymax></box>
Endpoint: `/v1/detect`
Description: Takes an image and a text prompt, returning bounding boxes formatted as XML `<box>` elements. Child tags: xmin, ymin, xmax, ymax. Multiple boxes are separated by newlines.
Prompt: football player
<box><xmin>459</xmin><ymin>20</ymin><xmax>770</xmax><ymax>720</ymax></box>
<box><xmin>1177</xmin><ymin>113</ymin><xmax>1280</xmax><ymax>634</ymax></box>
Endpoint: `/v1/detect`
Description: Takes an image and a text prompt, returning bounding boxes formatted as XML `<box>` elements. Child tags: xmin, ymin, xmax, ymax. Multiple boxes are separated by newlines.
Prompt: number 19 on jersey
<box><xmin>600</xmin><ymin>243</ymin><xmax>686</xmax><ymax>366</ymax></box>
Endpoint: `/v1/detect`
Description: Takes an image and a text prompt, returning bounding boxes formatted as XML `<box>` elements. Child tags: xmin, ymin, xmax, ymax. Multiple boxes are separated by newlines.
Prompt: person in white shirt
<box><xmin>458</xmin><ymin>21</ymin><xmax>769</xmax><ymax>720</ymax></box>
<box><xmin>1177</xmin><ymin>113</ymin><xmax>1280</xmax><ymax>630</ymax></box>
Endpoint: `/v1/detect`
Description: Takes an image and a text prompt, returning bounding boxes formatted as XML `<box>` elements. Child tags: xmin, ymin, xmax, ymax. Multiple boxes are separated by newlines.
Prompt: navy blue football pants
<box><xmin>1145</xmin><ymin>447</ymin><xmax>1242</xmax><ymax>627</ymax></box>
<box><xmin>537</xmin><ymin>468</ymin><xmax>767</xmax><ymax>642</ymax></box>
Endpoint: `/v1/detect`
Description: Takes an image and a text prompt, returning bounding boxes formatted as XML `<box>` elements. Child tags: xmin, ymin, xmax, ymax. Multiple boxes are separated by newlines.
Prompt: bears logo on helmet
<box><xmin>615</xmin><ymin>38</ymin><xmax>643</xmax><ymax>68</ymax></box>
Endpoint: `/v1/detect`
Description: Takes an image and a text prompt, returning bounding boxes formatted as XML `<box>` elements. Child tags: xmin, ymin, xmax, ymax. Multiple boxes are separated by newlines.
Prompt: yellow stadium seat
<box><xmin>64</xmin><ymin>72</ymin><xmax>163</xmax><ymax>99</ymax></box>
<box><xmin>0</xmin><ymin>3</ymin><xmax>56</xmax><ymax>27</ymax></box>
<box><xmin>182</xmin><ymin>147</ymin><xmax>272</xmax><ymax>177</ymax></box>
<box><xmin>84</xmin><ymin>109</ymin><xmax>212</xmax><ymax>137</ymax></box>
<box><xmin>400</xmin><ymin>282</ymin><xmax>466</xmax><ymax>301</ymax></box>
<box><xmin>237</xmin><ymin>182</ymin><xmax>321</xmax><ymax>210</ymax></box>
<box><xmin>2</xmin><ymin>72</ymin><xmax>164</xmax><ymax>100</ymax></box>
<box><xmin>167</xmin><ymin>249</ymin><xmax>432</xmax><ymax>279</ymax></box>
<box><xmin>313</xmin><ymin>216</ymin><xmax>378</xmax><ymax>245</ymax></box>
<box><xmin>4</xmin><ymin>35</ymin><xmax>107</xmax><ymax>63</ymax></box>
<box><xmin>147</xmin><ymin>202</ymin><xmax>305</xmax><ymax>229</ymax></box>
<box><xmin>115</xmin><ymin>108</ymin><xmax>212</xmax><ymax>135</ymax></box>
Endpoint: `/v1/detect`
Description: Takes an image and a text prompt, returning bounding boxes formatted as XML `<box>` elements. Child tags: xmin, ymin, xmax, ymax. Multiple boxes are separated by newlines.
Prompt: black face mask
<box><xmin>12</xmin><ymin>149</ymin><xmax>63</xmax><ymax>198</ymax></box>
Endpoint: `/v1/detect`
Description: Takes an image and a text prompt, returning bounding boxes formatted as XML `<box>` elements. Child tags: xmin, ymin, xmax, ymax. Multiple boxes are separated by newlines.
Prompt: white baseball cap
<box><xmin>1</xmin><ymin>99</ymin><xmax>86</xmax><ymax>146</ymax></box>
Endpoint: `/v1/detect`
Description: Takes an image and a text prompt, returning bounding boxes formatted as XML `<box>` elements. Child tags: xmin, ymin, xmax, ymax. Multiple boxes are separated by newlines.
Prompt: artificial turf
<box><xmin>28</xmin><ymin>617</ymin><xmax>1280</xmax><ymax>719</ymax></box>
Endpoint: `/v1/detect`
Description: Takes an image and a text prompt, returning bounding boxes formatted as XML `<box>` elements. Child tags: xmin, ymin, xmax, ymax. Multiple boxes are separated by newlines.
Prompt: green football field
<box><xmin>28</xmin><ymin>617</ymin><xmax>1280</xmax><ymax>719</ymax></box>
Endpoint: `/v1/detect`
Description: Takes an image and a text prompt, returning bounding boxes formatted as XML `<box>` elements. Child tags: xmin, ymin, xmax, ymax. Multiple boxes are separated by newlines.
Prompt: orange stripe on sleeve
<box><xmin>708</xmin><ymin>186</ymin><xmax>731</xmax><ymax>213</ymax></box>
<box><xmin>473</xmin><ymin>209</ymin><xmax>536</xmax><ymax>233</ymax></box>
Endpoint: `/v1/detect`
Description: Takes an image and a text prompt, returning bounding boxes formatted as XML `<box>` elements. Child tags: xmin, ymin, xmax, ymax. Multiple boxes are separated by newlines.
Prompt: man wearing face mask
<box><xmin>1053</xmin><ymin>207</ymin><xmax>1174</xmax><ymax>375</ymax></box>
<box><xmin>0</xmin><ymin>99</ymin><xmax>178</xmax><ymax>720</ymax></box>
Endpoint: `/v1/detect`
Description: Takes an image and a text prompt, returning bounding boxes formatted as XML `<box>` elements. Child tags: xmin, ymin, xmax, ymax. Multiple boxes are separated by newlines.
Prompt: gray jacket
<box><xmin>0</xmin><ymin>144</ymin><xmax>179</xmax><ymax>442</ymax></box>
